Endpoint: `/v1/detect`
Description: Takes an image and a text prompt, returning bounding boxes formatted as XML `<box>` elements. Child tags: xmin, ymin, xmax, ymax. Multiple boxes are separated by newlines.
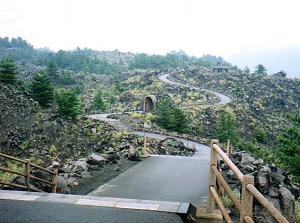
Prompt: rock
<box><xmin>128</xmin><ymin>146</ymin><xmax>140</xmax><ymax>161</ymax></box>
<box><xmin>252</xmin><ymin>159</ymin><xmax>263</xmax><ymax>165</ymax></box>
<box><xmin>257</xmin><ymin>173</ymin><xmax>269</xmax><ymax>194</ymax></box>
<box><xmin>56</xmin><ymin>176</ymin><xmax>70</xmax><ymax>193</ymax></box>
<box><xmin>51</xmin><ymin>161</ymin><xmax>60</xmax><ymax>168</ymax></box>
<box><xmin>244</xmin><ymin>165</ymin><xmax>255</xmax><ymax>172</ymax></box>
<box><xmin>241</xmin><ymin>153</ymin><xmax>255</xmax><ymax>164</ymax></box>
<box><xmin>269</xmin><ymin>186</ymin><xmax>279</xmax><ymax>197</ymax></box>
<box><xmin>278</xmin><ymin>186</ymin><xmax>295</xmax><ymax>223</ymax></box>
<box><xmin>114</xmin><ymin>165</ymin><xmax>120</xmax><ymax>171</ymax></box>
<box><xmin>71</xmin><ymin>159</ymin><xmax>88</xmax><ymax>173</ymax></box>
<box><xmin>271</xmin><ymin>171</ymin><xmax>285</xmax><ymax>184</ymax></box>
<box><xmin>254</xmin><ymin>197</ymin><xmax>280</xmax><ymax>223</ymax></box>
<box><xmin>66</xmin><ymin>177</ymin><xmax>79</xmax><ymax>187</ymax></box>
<box><xmin>91</xmin><ymin>128</ymin><xmax>97</xmax><ymax>135</ymax></box>
<box><xmin>80</xmin><ymin>171</ymin><xmax>92</xmax><ymax>178</ymax></box>
<box><xmin>87</xmin><ymin>153</ymin><xmax>107</xmax><ymax>166</ymax></box>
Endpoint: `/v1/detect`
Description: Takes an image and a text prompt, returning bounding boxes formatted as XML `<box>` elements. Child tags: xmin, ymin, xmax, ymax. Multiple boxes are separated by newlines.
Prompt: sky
<box><xmin>1</xmin><ymin>0</ymin><xmax>300</xmax><ymax>60</ymax></box>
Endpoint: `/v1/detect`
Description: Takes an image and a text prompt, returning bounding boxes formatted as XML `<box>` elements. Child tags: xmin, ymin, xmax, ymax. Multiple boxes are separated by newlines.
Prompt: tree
<box><xmin>277</xmin><ymin>115</ymin><xmax>300</xmax><ymax>182</ymax></box>
<box><xmin>55</xmin><ymin>89</ymin><xmax>80</xmax><ymax>119</ymax></box>
<box><xmin>215</xmin><ymin>110</ymin><xmax>238</xmax><ymax>144</ymax></box>
<box><xmin>243</xmin><ymin>66</ymin><xmax>250</xmax><ymax>74</ymax></box>
<box><xmin>30</xmin><ymin>73</ymin><xmax>54</xmax><ymax>108</ymax></box>
<box><xmin>93</xmin><ymin>90</ymin><xmax>106</xmax><ymax>111</ymax></box>
<box><xmin>153</xmin><ymin>98</ymin><xmax>189</xmax><ymax>133</ymax></box>
<box><xmin>47</xmin><ymin>61</ymin><xmax>58</xmax><ymax>81</ymax></box>
<box><xmin>0</xmin><ymin>58</ymin><xmax>17</xmax><ymax>85</ymax></box>
<box><xmin>254</xmin><ymin>64</ymin><xmax>267</xmax><ymax>74</ymax></box>
<box><xmin>254</xmin><ymin>126</ymin><xmax>267</xmax><ymax>143</ymax></box>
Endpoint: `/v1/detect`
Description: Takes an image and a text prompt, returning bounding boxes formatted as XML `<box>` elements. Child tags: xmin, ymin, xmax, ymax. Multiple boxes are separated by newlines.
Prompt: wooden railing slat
<box><xmin>210</xmin><ymin>186</ymin><xmax>233</xmax><ymax>223</ymax></box>
<box><xmin>30</xmin><ymin>163</ymin><xmax>55</xmax><ymax>175</ymax></box>
<box><xmin>0</xmin><ymin>181</ymin><xmax>27</xmax><ymax>190</ymax></box>
<box><xmin>29</xmin><ymin>175</ymin><xmax>54</xmax><ymax>186</ymax></box>
<box><xmin>0</xmin><ymin>152</ymin><xmax>57</xmax><ymax>193</ymax></box>
<box><xmin>0</xmin><ymin>166</ymin><xmax>26</xmax><ymax>177</ymax></box>
<box><xmin>246</xmin><ymin>184</ymin><xmax>289</xmax><ymax>223</ymax></box>
<box><xmin>212</xmin><ymin>143</ymin><xmax>243</xmax><ymax>182</ymax></box>
<box><xmin>0</xmin><ymin>153</ymin><xmax>26</xmax><ymax>163</ymax></box>
<box><xmin>244</xmin><ymin>216</ymin><xmax>255</xmax><ymax>223</ymax></box>
<box><xmin>211</xmin><ymin>165</ymin><xmax>241</xmax><ymax>211</ymax></box>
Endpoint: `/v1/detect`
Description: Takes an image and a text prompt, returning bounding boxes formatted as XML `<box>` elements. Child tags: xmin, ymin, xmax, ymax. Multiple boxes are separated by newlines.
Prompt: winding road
<box><xmin>158</xmin><ymin>73</ymin><xmax>231</xmax><ymax>105</ymax></box>
<box><xmin>87</xmin><ymin>73</ymin><xmax>232</xmax><ymax>204</ymax></box>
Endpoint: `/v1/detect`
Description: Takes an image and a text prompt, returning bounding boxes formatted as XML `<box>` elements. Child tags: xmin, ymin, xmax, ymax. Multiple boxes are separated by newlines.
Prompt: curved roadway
<box><xmin>158</xmin><ymin>73</ymin><xmax>231</xmax><ymax>105</ymax></box>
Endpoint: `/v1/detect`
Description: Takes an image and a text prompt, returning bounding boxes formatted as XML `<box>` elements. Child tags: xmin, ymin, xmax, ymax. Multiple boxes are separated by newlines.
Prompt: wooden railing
<box><xmin>0</xmin><ymin>152</ymin><xmax>57</xmax><ymax>193</ymax></box>
<box><xmin>206</xmin><ymin>140</ymin><xmax>289</xmax><ymax>223</ymax></box>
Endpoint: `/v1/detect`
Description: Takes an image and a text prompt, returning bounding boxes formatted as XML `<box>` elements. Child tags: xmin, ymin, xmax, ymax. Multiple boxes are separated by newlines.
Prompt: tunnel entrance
<box><xmin>144</xmin><ymin>95</ymin><xmax>157</xmax><ymax>113</ymax></box>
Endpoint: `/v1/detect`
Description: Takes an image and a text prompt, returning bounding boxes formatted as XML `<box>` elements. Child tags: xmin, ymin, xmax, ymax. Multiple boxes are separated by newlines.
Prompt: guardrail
<box><xmin>206</xmin><ymin>140</ymin><xmax>289</xmax><ymax>223</ymax></box>
<box><xmin>0</xmin><ymin>152</ymin><xmax>57</xmax><ymax>193</ymax></box>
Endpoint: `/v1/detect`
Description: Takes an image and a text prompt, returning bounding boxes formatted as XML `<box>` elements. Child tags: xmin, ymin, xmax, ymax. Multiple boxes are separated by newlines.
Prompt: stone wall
<box><xmin>220</xmin><ymin>150</ymin><xmax>298</xmax><ymax>223</ymax></box>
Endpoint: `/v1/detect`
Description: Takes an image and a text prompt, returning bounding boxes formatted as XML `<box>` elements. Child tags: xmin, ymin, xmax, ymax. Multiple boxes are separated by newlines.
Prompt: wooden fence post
<box><xmin>25</xmin><ymin>159</ymin><xmax>30</xmax><ymax>191</ymax></box>
<box><xmin>240</xmin><ymin>175</ymin><xmax>254</xmax><ymax>223</ymax></box>
<box><xmin>206</xmin><ymin>139</ymin><xmax>219</xmax><ymax>213</ymax></box>
<box><xmin>52</xmin><ymin>169</ymin><xmax>58</xmax><ymax>193</ymax></box>
<box><xmin>227</xmin><ymin>139</ymin><xmax>231</xmax><ymax>157</ymax></box>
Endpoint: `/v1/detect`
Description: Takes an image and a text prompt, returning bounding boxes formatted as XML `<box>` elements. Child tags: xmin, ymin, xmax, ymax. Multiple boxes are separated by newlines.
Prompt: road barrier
<box><xmin>205</xmin><ymin>140</ymin><xmax>289</xmax><ymax>223</ymax></box>
<box><xmin>0</xmin><ymin>152</ymin><xmax>57</xmax><ymax>193</ymax></box>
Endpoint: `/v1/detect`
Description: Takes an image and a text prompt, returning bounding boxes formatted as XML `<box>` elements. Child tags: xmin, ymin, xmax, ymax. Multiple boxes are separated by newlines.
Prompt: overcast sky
<box><xmin>1</xmin><ymin>0</ymin><xmax>300</xmax><ymax>59</ymax></box>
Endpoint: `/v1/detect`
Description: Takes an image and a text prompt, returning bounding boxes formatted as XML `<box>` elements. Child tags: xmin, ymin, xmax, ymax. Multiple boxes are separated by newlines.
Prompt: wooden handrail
<box><xmin>0</xmin><ymin>153</ymin><xmax>27</xmax><ymax>164</ymax></box>
<box><xmin>212</xmin><ymin>143</ymin><xmax>243</xmax><ymax>181</ymax></box>
<box><xmin>0</xmin><ymin>152</ymin><xmax>57</xmax><ymax>193</ymax></box>
<box><xmin>205</xmin><ymin>140</ymin><xmax>290</xmax><ymax>223</ymax></box>
<box><xmin>246</xmin><ymin>184</ymin><xmax>289</xmax><ymax>223</ymax></box>
<box><xmin>0</xmin><ymin>166</ymin><xmax>27</xmax><ymax>177</ymax></box>
<box><xmin>244</xmin><ymin>216</ymin><xmax>255</xmax><ymax>223</ymax></box>
<box><xmin>31</xmin><ymin>163</ymin><xmax>56</xmax><ymax>175</ymax></box>
<box><xmin>209</xmin><ymin>186</ymin><xmax>233</xmax><ymax>223</ymax></box>
<box><xmin>211</xmin><ymin>165</ymin><xmax>241</xmax><ymax>211</ymax></box>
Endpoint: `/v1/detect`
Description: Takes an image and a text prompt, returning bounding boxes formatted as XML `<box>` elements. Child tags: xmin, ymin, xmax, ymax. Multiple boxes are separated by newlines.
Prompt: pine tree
<box><xmin>254</xmin><ymin>64</ymin><xmax>267</xmax><ymax>74</ymax></box>
<box><xmin>47</xmin><ymin>61</ymin><xmax>58</xmax><ymax>81</ymax></box>
<box><xmin>93</xmin><ymin>90</ymin><xmax>106</xmax><ymax>111</ymax></box>
<box><xmin>0</xmin><ymin>58</ymin><xmax>17</xmax><ymax>85</ymax></box>
<box><xmin>153</xmin><ymin>98</ymin><xmax>189</xmax><ymax>133</ymax></box>
<box><xmin>215</xmin><ymin>110</ymin><xmax>238</xmax><ymax>144</ymax></box>
<box><xmin>30</xmin><ymin>73</ymin><xmax>54</xmax><ymax>108</ymax></box>
<box><xmin>55</xmin><ymin>89</ymin><xmax>80</xmax><ymax>119</ymax></box>
<box><xmin>277</xmin><ymin>115</ymin><xmax>300</xmax><ymax>182</ymax></box>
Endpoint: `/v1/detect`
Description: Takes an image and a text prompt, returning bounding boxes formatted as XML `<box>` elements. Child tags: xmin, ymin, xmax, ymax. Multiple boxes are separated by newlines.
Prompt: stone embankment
<box><xmin>220</xmin><ymin>151</ymin><xmax>298</xmax><ymax>223</ymax></box>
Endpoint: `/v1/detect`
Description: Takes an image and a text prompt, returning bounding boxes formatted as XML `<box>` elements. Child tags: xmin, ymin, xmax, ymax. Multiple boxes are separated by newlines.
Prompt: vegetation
<box><xmin>254</xmin><ymin>64</ymin><xmax>267</xmax><ymax>74</ymax></box>
<box><xmin>215</xmin><ymin>109</ymin><xmax>238</xmax><ymax>144</ymax></box>
<box><xmin>92</xmin><ymin>90</ymin><xmax>106</xmax><ymax>111</ymax></box>
<box><xmin>55</xmin><ymin>89</ymin><xmax>80</xmax><ymax>119</ymax></box>
<box><xmin>277</xmin><ymin>115</ymin><xmax>300</xmax><ymax>182</ymax></box>
<box><xmin>153</xmin><ymin>98</ymin><xmax>189</xmax><ymax>133</ymax></box>
<box><xmin>30</xmin><ymin>73</ymin><xmax>54</xmax><ymax>108</ymax></box>
<box><xmin>254</xmin><ymin>126</ymin><xmax>267</xmax><ymax>144</ymax></box>
<box><xmin>0</xmin><ymin>57</ymin><xmax>17</xmax><ymax>85</ymax></box>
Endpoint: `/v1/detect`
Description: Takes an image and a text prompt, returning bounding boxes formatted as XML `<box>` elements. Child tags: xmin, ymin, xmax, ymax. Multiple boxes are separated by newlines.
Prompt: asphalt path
<box><xmin>89</xmin><ymin>155</ymin><xmax>209</xmax><ymax>204</ymax></box>
<box><xmin>0</xmin><ymin>200</ymin><xmax>184</xmax><ymax>223</ymax></box>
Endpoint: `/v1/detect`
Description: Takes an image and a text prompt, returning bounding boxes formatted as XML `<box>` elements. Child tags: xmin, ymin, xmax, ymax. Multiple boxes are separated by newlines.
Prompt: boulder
<box><xmin>278</xmin><ymin>187</ymin><xmax>295</xmax><ymax>223</ymax></box>
<box><xmin>71</xmin><ymin>159</ymin><xmax>88</xmax><ymax>173</ymax></box>
<box><xmin>87</xmin><ymin>153</ymin><xmax>107</xmax><ymax>166</ymax></box>
<box><xmin>80</xmin><ymin>171</ymin><xmax>92</xmax><ymax>178</ymax></box>
<box><xmin>128</xmin><ymin>146</ymin><xmax>140</xmax><ymax>161</ymax></box>
<box><xmin>56</xmin><ymin>176</ymin><xmax>70</xmax><ymax>193</ymax></box>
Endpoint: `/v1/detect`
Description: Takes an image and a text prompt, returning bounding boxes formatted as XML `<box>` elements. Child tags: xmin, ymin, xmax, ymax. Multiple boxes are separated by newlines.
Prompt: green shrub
<box><xmin>254</xmin><ymin>126</ymin><xmax>267</xmax><ymax>143</ymax></box>
<box><xmin>55</xmin><ymin>89</ymin><xmax>80</xmax><ymax>119</ymax></box>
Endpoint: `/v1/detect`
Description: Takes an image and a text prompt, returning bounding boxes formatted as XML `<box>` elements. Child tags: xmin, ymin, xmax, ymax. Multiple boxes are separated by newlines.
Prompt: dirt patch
<box><xmin>70</xmin><ymin>158</ymin><xmax>139</xmax><ymax>195</ymax></box>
